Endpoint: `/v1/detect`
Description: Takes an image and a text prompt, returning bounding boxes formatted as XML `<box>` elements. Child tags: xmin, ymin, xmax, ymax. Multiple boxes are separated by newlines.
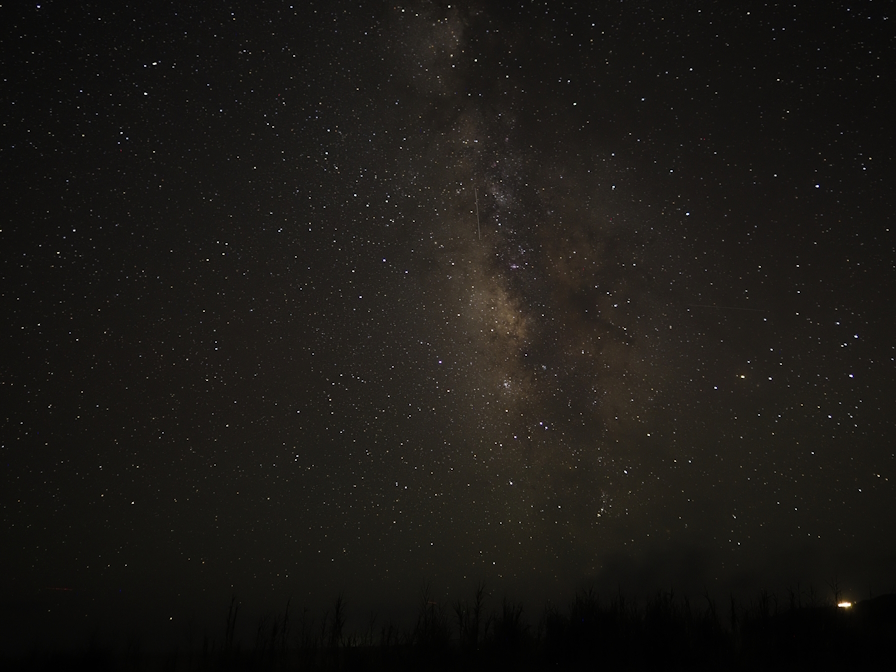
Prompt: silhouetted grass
<box><xmin>3</xmin><ymin>584</ymin><xmax>895</xmax><ymax>670</ymax></box>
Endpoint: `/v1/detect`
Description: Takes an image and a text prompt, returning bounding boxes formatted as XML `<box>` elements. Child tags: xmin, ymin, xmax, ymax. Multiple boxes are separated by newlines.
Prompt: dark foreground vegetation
<box><xmin>4</xmin><ymin>584</ymin><xmax>895</xmax><ymax>671</ymax></box>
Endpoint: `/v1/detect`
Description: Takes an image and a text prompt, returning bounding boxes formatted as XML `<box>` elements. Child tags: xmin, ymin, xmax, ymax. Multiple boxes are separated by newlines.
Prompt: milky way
<box><xmin>373</xmin><ymin>4</ymin><xmax>682</xmax><ymax>584</ymax></box>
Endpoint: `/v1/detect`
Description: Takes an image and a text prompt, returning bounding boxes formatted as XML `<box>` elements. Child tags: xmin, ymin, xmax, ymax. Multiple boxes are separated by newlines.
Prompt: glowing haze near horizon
<box><xmin>2</xmin><ymin>0</ymin><xmax>895</xmax><ymax>640</ymax></box>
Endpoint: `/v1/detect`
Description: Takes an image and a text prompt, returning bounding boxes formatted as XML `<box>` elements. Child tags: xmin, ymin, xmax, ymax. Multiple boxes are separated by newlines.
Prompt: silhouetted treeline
<box><xmin>5</xmin><ymin>584</ymin><xmax>896</xmax><ymax>670</ymax></box>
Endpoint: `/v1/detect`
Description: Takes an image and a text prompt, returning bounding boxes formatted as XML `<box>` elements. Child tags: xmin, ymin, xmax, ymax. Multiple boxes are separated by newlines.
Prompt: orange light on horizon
<box><xmin>837</xmin><ymin>601</ymin><xmax>852</xmax><ymax>608</ymax></box>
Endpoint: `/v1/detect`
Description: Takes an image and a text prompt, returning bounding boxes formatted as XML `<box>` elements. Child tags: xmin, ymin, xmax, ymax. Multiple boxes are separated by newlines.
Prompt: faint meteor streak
<box><xmin>687</xmin><ymin>304</ymin><xmax>767</xmax><ymax>313</ymax></box>
<box><xmin>474</xmin><ymin>185</ymin><xmax>481</xmax><ymax>240</ymax></box>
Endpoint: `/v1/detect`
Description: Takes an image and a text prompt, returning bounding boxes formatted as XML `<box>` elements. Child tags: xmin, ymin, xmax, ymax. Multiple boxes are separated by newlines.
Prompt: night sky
<box><xmin>2</xmin><ymin>0</ymin><xmax>895</xmax><ymax>643</ymax></box>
